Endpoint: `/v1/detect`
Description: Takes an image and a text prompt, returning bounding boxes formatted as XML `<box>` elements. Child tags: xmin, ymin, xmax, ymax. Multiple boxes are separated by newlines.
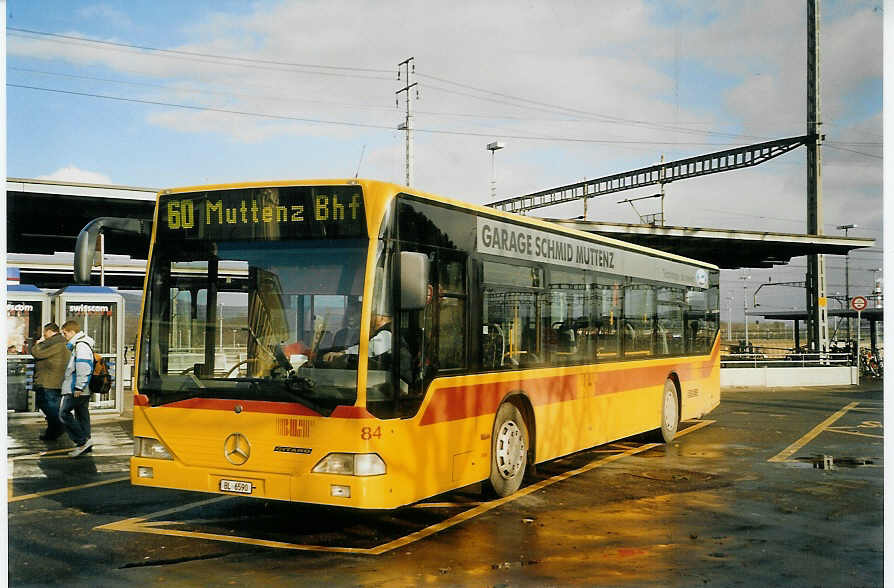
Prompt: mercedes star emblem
<box><xmin>224</xmin><ymin>432</ymin><xmax>251</xmax><ymax>466</ymax></box>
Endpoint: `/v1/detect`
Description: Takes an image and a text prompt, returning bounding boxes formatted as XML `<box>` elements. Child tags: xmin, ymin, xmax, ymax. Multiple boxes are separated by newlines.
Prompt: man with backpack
<box><xmin>60</xmin><ymin>320</ymin><xmax>96</xmax><ymax>457</ymax></box>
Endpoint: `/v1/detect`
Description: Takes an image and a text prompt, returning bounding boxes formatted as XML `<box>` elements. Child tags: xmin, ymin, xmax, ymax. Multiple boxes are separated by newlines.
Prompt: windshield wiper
<box><xmin>231</xmin><ymin>374</ymin><xmax>325</xmax><ymax>414</ymax></box>
<box><xmin>151</xmin><ymin>372</ymin><xmax>327</xmax><ymax>414</ymax></box>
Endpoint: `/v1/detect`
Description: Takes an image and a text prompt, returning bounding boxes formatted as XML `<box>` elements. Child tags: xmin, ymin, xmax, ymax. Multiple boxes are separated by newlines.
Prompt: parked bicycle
<box><xmin>860</xmin><ymin>347</ymin><xmax>883</xmax><ymax>378</ymax></box>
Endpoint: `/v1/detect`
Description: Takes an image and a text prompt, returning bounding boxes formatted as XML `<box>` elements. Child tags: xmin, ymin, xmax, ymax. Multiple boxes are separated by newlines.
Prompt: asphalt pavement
<box><xmin>7</xmin><ymin>382</ymin><xmax>884</xmax><ymax>587</ymax></box>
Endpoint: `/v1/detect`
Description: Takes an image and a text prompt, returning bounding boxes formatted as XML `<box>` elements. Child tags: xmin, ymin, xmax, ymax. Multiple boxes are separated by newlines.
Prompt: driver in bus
<box><xmin>323</xmin><ymin>312</ymin><xmax>391</xmax><ymax>362</ymax></box>
<box><xmin>322</xmin><ymin>311</ymin><xmax>414</xmax><ymax>387</ymax></box>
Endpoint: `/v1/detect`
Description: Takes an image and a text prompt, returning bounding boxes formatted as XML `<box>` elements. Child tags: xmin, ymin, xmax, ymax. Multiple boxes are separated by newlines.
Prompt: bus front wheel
<box><xmin>488</xmin><ymin>402</ymin><xmax>529</xmax><ymax>497</ymax></box>
<box><xmin>656</xmin><ymin>378</ymin><xmax>679</xmax><ymax>443</ymax></box>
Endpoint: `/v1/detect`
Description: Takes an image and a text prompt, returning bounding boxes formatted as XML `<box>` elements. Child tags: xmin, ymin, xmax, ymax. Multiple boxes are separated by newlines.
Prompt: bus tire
<box><xmin>655</xmin><ymin>378</ymin><xmax>679</xmax><ymax>443</ymax></box>
<box><xmin>488</xmin><ymin>402</ymin><xmax>529</xmax><ymax>498</ymax></box>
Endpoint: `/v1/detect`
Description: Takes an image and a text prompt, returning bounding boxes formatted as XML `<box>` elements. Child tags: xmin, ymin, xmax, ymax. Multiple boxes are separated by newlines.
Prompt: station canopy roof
<box><xmin>7</xmin><ymin>178</ymin><xmax>156</xmax><ymax>288</ymax></box>
<box><xmin>546</xmin><ymin>219</ymin><xmax>875</xmax><ymax>269</ymax></box>
<box><xmin>6</xmin><ymin>178</ymin><xmax>877</xmax><ymax>288</ymax></box>
<box><xmin>7</xmin><ymin>178</ymin><xmax>156</xmax><ymax>260</ymax></box>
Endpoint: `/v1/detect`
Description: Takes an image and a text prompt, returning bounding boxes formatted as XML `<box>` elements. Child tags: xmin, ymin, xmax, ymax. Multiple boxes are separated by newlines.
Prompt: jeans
<box><xmin>60</xmin><ymin>394</ymin><xmax>91</xmax><ymax>446</ymax></box>
<box><xmin>34</xmin><ymin>386</ymin><xmax>64</xmax><ymax>437</ymax></box>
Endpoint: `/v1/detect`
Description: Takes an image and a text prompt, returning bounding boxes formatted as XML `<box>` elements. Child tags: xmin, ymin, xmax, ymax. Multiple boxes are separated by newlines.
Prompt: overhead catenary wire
<box><xmin>8</xmin><ymin>27</ymin><xmax>392</xmax><ymax>74</ymax></box>
<box><xmin>16</xmin><ymin>27</ymin><xmax>749</xmax><ymax>140</ymax></box>
<box><xmin>822</xmin><ymin>143</ymin><xmax>882</xmax><ymax>159</ymax></box>
<box><xmin>698</xmin><ymin>207</ymin><xmax>884</xmax><ymax>234</ymax></box>
<box><xmin>15</xmin><ymin>26</ymin><xmax>740</xmax><ymax>138</ymax></box>
<box><xmin>9</xmin><ymin>66</ymin><xmax>586</xmax><ymax>122</ymax></box>
<box><xmin>8</xmin><ymin>28</ymin><xmax>394</xmax><ymax>82</ymax></box>
<box><xmin>7</xmin><ymin>83</ymin><xmax>769</xmax><ymax>148</ymax></box>
<box><xmin>10</xmin><ymin>27</ymin><xmax>882</xmax><ymax>153</ymax></box>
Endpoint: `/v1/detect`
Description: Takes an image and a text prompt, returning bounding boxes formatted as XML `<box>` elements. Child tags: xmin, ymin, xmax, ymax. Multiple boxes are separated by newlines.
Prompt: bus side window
<box><xmin>480</xmin><ymin>261</ymin><xmax>543</xmax><ymax>369</ymax></box>
<box><xmin>685</xmin><ymin>288</ymin><xmax>710</xmax><ymax>354</ymax></box>
<box><xmin>596</xmin><ymin>277</ymin><xmax>622</xmax><ymax>360</ymax></box>
<box><xmin>624</xmin><ymin>281</ymin><xmax>654</xmax><ymax>357</ymax></box>
<box><xmin>546</xmin><ymin>269</ymin><xmax>595</xmax><ymax>365</ymax></box>
<box><xmin>657</xmin><ymin>286</ymin><xmax>685</xmax><ymax>356</ymax></box>
<box><xmin>435</xmin><ymin>259</ymin><xmax>467</xmax><ymax>370</ymax></box>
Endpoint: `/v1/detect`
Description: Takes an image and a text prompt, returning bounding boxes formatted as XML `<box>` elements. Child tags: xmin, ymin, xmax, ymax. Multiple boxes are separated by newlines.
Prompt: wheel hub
<box><xmin>664</xmin><ymin>388</ymin><xmax>677</xmax><ymax>430</ymax></box>
<box><xmin>495</xmin><ymin>420</ymin><xmax>525</xmax><ymax>479</ymax></box>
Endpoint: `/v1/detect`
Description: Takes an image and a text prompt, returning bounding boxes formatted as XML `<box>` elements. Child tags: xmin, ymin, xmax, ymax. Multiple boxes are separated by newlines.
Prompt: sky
<box><xmin>5</xmin><ymin>0</ymin><xmax>885</xmax><ymax>326</ymax></box>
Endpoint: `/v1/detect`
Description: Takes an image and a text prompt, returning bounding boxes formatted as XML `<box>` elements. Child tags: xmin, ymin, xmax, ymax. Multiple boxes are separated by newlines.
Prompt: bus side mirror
<box><xmin>400</xmin><ymin>252</ymin><xmax>429</xmax><ymax>311</ymax></box>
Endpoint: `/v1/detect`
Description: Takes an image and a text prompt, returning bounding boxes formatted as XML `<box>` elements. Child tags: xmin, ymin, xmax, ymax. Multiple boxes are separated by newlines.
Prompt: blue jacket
<box><xmin>61</xmin><ymin>332</ymin><xmax>96</xmax><ymax>396</ymax></box>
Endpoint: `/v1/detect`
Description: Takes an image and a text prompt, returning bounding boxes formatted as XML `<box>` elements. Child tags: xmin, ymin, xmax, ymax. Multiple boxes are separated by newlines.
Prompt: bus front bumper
<box><xmin>130</xmin><ymin>457</ymin><xmax>403</xmax><ymax>509</ymax></box>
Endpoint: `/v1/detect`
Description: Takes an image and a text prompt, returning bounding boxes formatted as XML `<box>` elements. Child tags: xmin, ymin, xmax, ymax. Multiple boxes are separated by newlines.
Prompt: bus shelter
<box><xmin>53</xmin><ymin>286</ymin><xmax>126</xmax><ymax>413</ymax></box>
<box><xmin>6</xmin><ymin>284</ymin><xmax>52</xmax><ymax>413</ymax></box>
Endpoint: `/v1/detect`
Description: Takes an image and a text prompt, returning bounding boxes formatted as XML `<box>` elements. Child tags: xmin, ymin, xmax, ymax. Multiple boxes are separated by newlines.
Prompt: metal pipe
<box><xmin>74</xmin><ymin>217</ymin><xmax>152</xmax><ymax>283</ymax></box>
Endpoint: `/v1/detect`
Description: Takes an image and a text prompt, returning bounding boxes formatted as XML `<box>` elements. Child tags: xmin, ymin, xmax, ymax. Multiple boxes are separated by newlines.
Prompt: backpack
<box><xmin>78</xmin><ymin>341</ymin><xmax>112</xmax><ymax>396</ymax></box>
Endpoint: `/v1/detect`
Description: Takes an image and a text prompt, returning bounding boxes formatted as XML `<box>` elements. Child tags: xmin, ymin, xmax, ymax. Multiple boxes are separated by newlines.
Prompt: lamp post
<box><xmin>870</xmin><ymin>268</ymin><xmax>883</xmax><ymax>308</ymax></box>
<box><xmin>487</xmin><ymin>141</ymin><xmax>505</xmax><ymax>201</ymax></box>
<box><xmin>837</xmin><ymin>224</ymin><xmax>856</xmax><ymax>341</ymax></box>
<box><xmin>739</xmin><ymin>273</ymin><xmax>751</xmax><ymax>348</ymax></box>
<box><xmin>726</xmin><ymin>295</ymin><xmax>734</xmax><ymax>342</ymax></box>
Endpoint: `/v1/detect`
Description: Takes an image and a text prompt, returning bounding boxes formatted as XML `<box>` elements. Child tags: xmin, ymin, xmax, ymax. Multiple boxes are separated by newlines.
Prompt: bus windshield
<box><xmin>138</xmin><ymin>238</ymin><xmax>368</xmax><ymax>415</ymax></box>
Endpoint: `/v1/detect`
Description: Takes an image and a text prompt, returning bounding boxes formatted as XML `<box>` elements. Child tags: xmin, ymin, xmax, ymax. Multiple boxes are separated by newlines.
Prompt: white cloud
<box><xmin>37</xmin><ymin>165</ymin><xmax>113</xmax><ymax>185</ymax></box>
<box><xmin>76</xmin><ymin>4</ymin><xmax>134</xmax><ymax>30</ymax></box>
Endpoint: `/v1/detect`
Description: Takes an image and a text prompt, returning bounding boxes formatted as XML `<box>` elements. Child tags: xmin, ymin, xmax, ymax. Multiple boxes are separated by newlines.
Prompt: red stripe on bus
<box><xmin>330</xmin><ymin>405</ymin><xmax>376</xmax><ymax>419</ymax></box>
<box><xmin>162</xmin><ymin>397</ymin><xmax>321</xmax><ymax>416</ymax></box>
<box><xmin>134</xmin><ymin>394</ymin><xmax>149</xmax><ymax>406</ymax></box>
<box><xmin>419</xmin><ymin>374</ymin><xmax>579</xmax><ymax>426</ymax></box>
<box><xmin>419</xmin><ymin>347</ymin><xmax>719</xmax><ymax>426</ymax></box>
<box><xmin>676</xmin><ymin>339</ymin><xmax>722</xmax><ymax>381</ymax></box>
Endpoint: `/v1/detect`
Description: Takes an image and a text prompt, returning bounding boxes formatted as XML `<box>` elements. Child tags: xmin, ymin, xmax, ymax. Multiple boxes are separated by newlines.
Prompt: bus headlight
<box><xmin>312</xmin><ymin>453</ymin><xmax>386</xmax><ymax>476</ymax></box>
<box><xmin>134</xmin><ymin>437</ymin><xmax>173</xmax><ymax>460</ymax></box>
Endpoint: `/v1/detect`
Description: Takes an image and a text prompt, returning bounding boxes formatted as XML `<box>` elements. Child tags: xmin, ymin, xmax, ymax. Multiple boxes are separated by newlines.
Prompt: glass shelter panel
<box><xmin>65</xmin><ymin>302</ymin><xmax>117</xmax><ymax>354</ymax></box>
<box><xmin>7</xmin><ymin>300</ymin><xmax>42</xmax><ymax>355</ymax></box>
<box><xmin>7</xmin><ymin>300</ymin><xmax>44</xmax><ymax>413</ymax></box>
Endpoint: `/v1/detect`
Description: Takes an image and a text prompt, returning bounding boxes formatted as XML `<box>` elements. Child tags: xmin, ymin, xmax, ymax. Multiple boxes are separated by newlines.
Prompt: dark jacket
<box><xmin>31</xmin><ymin>333</ymin><xmax>68</xmax><ymax>389</ymax></box>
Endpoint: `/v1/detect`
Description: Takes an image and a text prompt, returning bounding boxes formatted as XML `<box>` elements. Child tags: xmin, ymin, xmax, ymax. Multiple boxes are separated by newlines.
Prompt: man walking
<box><xmin>30</xmin><ymin>323</ymin><xmax>68</xmax><ymax>441</ymax></box>
<box><xmin>59</xmin><ymin>320</ymin><xmax>95</xmax><ymax>457</ymax></box>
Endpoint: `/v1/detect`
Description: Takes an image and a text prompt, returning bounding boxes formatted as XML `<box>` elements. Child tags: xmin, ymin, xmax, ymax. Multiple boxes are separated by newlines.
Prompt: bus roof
<box><xmin>159</xmin><ymin>178</ymin><xmax>719</xmax><ymax>271</ymax></box>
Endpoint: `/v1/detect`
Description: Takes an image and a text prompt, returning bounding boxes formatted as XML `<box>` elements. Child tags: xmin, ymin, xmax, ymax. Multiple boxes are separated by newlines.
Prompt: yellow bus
<box><xmin>77</xmin><ymin>179</ymin><xmax>720</xmax><ymax>508</ymax></box>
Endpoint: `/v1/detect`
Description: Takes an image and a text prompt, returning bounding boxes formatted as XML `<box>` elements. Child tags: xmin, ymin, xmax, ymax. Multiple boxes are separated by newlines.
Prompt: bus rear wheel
<box><xmin>488</xmin><ymin>402</ymin><xmax>529</xmax><ymax>498</ymax></box>
<box><xmin>656</xmin><ymin>378</ymin><xmax>679</xmax><ymax>443</ymax></box>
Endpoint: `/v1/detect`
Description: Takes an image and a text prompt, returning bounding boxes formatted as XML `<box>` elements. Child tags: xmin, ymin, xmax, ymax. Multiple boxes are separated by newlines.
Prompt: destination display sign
<box><xmin>477</xmin><ymin>217</ymin><xmax>709</xmax><ymax>289</ymax></box>
<box><xmin>157</xmin><ymin>185</ymin><xmax>366</xmax><ymax>241</ymax></box>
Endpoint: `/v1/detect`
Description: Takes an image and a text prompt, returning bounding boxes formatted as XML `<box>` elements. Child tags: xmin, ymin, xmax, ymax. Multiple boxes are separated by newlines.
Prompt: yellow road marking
<box><xmin>7</xmin><ymin>447</ymin><xmax>73</xmax><ymax>460</ymax></box>
<box><xmin>9</xmin><ymin>443</ymin><xmax>133</xmax><ymax>461</ymax></box>
<box><xmin>411</xmin><ymin>501</ymin><xmax>483</xmax><ymax>509</ymax></box>
<box><xmin>824</xmin><ymin>428</ymin><xmax>884</xmax><ymax>440</ymax></box>
<box><xmin>94</xmin><ymin>420</ymin><xmax>715</xmax><ymax>555</ymax></box>
<box><xmin>768</xmin><ymin>402</ymin><xmax>860</xmax><ymax>462</ymax></box>
<box><xmin>368</xmin><ymin>419</ymin><xmax>715</xmax><ymax>555</ymax></box>
<box><xmin>9</xmin><ymin>476</ymin><xmax>130</xmax><ymax>503</ymax></box>
<box><xmin>14</xmin><ymin>453</ymin><xmax>132</xmax><ymax>462</ymax></box>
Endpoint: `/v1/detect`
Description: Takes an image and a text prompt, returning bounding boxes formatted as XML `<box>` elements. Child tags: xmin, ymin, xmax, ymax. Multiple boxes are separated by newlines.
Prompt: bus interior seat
<box><xmin>318</xmin><ymin>331</ymin><xmax>334</xmax><ymax>350</ymax></box>
<box><xmin>332</xmin><ymin>327</ymin><xmax>360</xmax><ymax>349</ymax></box>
